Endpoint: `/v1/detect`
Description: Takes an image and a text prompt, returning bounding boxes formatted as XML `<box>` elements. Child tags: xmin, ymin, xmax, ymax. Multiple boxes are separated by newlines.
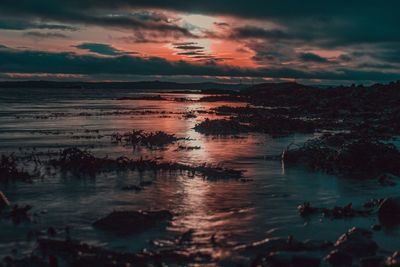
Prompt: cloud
<box><xmin>299</xmin><ymin>52</ymin><xmax>329</xmax><ymax>63</ymax></box>
<box><xmin>23</xmin><ymin>31</ymin><xmax>69</xmax><ymax>39</ymax></box>
<box><xmin>0</xmin><ymin>46</ymin><xmax>400</xmax><ymax>82</ymax></box>
<box><xmin>246</xmin><ymin>41</ymin><xmax>296</xmax><ymax>65</ymax></box>
<box><xmin>0</xmin><ymin>19</ymin><xmax>77</xmax><ymax>31</ymax></box>
<box><xmin>230</xmin><ymin>26</ymin><xmax>293</xmax><ymax>40</ymax></box>
<box><xmin>177</xmin><ymin>51</ymin><xmax>205</xmax><ymax>56</ymax></box>
<box><xmin>0</xmin><ymin>3</ymin><xmax>195</xmax><ymax>39</ymax></box>
<box><xmin>171</xmin><ymin>42</ymin><xmax>229</xmax><ymax>63</ymax></box>
<box><xmin>1</xmin><ymin>1</ymin><xmax>399</xmax><ymax>47</ymax></box>
<box><xmin>1</xmin><ymin>1</ymin><xmax>400</xmax><ymax>83</ymax></box>
<box><xmin>75</xmin><ymin>43</ymin><xmax>138</xmax><ymax>56</ymax></box>
<box><xmin>173</xmin><ymin>44</ymin><xmax>204</xmax><ymax>50</ymax></box>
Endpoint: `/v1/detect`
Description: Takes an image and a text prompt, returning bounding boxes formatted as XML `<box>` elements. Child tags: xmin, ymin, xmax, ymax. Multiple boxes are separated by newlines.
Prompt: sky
<box><xmin>0</xmin><ymin>1</ymin><xmax>400</xmax><ymax>84</ymax></box>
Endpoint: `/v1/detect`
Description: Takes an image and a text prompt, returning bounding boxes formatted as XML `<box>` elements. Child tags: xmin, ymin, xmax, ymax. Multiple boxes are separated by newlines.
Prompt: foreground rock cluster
<box><xmin>3</xmin><ymin>221</ymin><xmax>400</xmax><ymax>267</ymax></box>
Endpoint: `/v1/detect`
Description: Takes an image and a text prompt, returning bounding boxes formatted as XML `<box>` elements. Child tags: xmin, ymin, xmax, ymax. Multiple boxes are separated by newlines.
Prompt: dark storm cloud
<box><xmin>172</xmin><ymin>42</ymin><xmax>198</xmax><ymax>46</ymax></box>
<box><xmin>247</xmin><ymin>41</ymin><xmax>296</xmax><ymax>65</ymax></box>
<box><xmin>174</xmin><ymin>45</ymin><xmax>204</xmax><ymax>50</ymax></box>
<box><xmin>338</xmin><ymin>54</ymin><xmax>352</xmax><ymax>62</ymax></box>
<box><xmin>1</xmin><ymin>1</ymin><xmax>398</xmax><ymax>50</ymax></box>
<box><xmin>0</xmin><ymin>19</ymin><xmax>77</xmax><ymax>31</ymax></box>
<box><xmin>177</xmin><ymin>51</ymin><xmax>205</xmax><ymax>56</ymax></box>
<box><xmin>2</xmin><ymin>1</ymin><xmax>399</xmax><ymax>46</ymax></box>
<box><xmin>118</xmin><ymin>30</ymin><xmax>180</xmax><ymax>44</ymax></box>
<box><xmin>1</xmin><ymin>46</ymin><xmax>399</xmax><ymax>82</ymax></box>
<box><xmin>368</xmin><ymin>48</ymin><xmax>400</xmax><ymax>64</ymax></box>
<box><xmin>357</xmin><ymin>62</ymin><xmax>400</xmax><ymax>70</ymax></box>
<box><xmin>24</xmin><ymin>31</ymin><xmax>69</xmax><ymax>39</ymax></box>
<box><xmin>230</xmin><ymin>26</ymin><xmax>293</xmax><ymax>40</ymax></box>
<box><xmin>0</xmin><ymin>2</ymin><xmax>194</xmax><ymax>38</ymax></box>
<box><xmin>75</xmin><ymin>43</ymin><xmax>138</xmax><ymax>56</ymax></box>
<box><xmin>0</xmin><ymin>0</ymin><xmax>383</xmax><ymax>22</ymax></box>
<box><xmin>127</xmin><ymin>11</ymin><xmax>172</xmax><ymax>23</ymax></box>
<box><xmin>172</xmin><ymin>42</ymin><xmax>204</xmax><ymax>49</ymax></box>
<box><xmin>0</xmin><ymin>47</ymin><xmax>244</xmax><ymax>76</ymax></box>
<box><xmin>172</xmin><ymin>42</ymin><xmax>224</xmax><ymax>62</ymax></box>
<box><xmin>299</xmin><ymin>53</ymin><xmax>330</xmax><ymax>63</ymax></box>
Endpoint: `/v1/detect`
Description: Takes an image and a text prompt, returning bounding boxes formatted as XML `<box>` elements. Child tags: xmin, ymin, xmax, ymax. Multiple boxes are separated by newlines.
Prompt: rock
<box><xmin>378</xmin><ymin>174</ymin><xmax>397</xmax><ymax>186</ymax></box>
<box><xmin>298</xmin><ymin>202</ymin><xmax>318</xmax><ymax>216</ymax></box>
<box><xmin>325</xmin><ymin>249</ymin><xmax>353</xmax><ymax>267</ymax></box>
<box><xmin>364</xmin><ymin>198</ymin><xmax>384</xmax><ymax>209</ymax></box>
<box><xmin>93</xmin><ymin>210</ymin><xmax>173</xmax><ymax>235</ymax></box>
<box><xmin>301</xmin><ymin>240</ymin><xmax>333</xmax><ymax>250</ymax></box>
<box><xmin>371</xmin><ymin>224</ymin><xmax>382</xmax><ymax>231</ymax></box>
<box><xmin>334</xmin><ymin>227</ymin><xmax>378</xmax><ymax>257</ymax></box>
<box><xmin>292</xmin><ymin>253</ymin><xmax>321</xmax><ymax>267</ymax></box>
<box><xmin>9</xmin><ymin>204</ymin><xmax>32</xmax><ymax>224</ymax></box>
<box><xmin>379</xmin><ymin>197</ymin><xmax>400</xmax><ymax>225</ymax></box>
<box><xmin>0</xmin><ymin>191</ymin><xmax>10</xmax><ymax>213</ymax></box>
<box><xmin>265</xmin><ymin>251</ymin><xmax>293</xmax><ymax>266</ymax></box>
<box><xmin>38</xmin><ymin>238</ymin><xmax>211</xmax><ymax>266</ymax></box>
<box><xmin>298</xmin><ymin>202</ymin><xmax>372</xmax><ymax>219</ymax></box>
<box><xmin>284</xmin><ymin>137</ymin><xmax>400</xmax><ymax>178</ymax></box>
<box><xmin>360</xmin><ymin>256</ymin><xmax>384</xmax><ymax>267</ymax></box>
<box><xmin>385</xmin><ymin>251</ymin><xmax>400</xmax><ymax>267</ymax></box>
<box><xmin>265</xmin><ymin>251</ymin><xmax>320</xmax><ymax>267</ymax></box>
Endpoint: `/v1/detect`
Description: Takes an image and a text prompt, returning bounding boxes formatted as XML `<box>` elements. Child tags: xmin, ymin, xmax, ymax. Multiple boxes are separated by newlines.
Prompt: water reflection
<box><xmin>1</xmin><ymin>89</ymin><xmax>400</xmax><ymax>260</ymax></box>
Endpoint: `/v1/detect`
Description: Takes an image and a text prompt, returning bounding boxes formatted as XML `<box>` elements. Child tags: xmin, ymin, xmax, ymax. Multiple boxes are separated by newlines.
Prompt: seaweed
<box><xmin>194</xmin><ymin>118</ymin><xmax>250</xmax><ymax>135</ymax></box>
<box><xmin>111</xmin><ymin>130</ymin><xmax>180</xmax><ymax>148</ymax></box>
<box><xmin>48</xmin><ymin>148</ymin><xmax>244</xmax><ymax>179</ymax></box>
<box><xmin>0</xmin><ymin>155</ymin><xmax>34</xmax><ymax>183</ymax></box>
<box><xmin>283</xmin><ymin>134</ymin><xmax>400</xmax><ymax>178</ymax></box>
<box><xmin>194</xmin><ymin>115</ymin><xmax>315</xmax><ymax>136</ymax></box>
<box><xmin>297</xmin><ymin>202</ymin><xmax>374</xmax><ymax>219</ymax></box>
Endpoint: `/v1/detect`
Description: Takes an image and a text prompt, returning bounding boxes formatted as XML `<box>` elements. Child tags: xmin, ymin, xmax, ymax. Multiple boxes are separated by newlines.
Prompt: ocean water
<box><xmin>0</xmin><ymin>87</ymin><xmax>399</xmax><ymax>263</ymax></box>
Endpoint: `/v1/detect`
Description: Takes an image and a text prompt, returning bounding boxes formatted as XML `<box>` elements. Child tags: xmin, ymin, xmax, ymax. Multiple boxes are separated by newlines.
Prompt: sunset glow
<box><xmin>0</xmin><ymin>2</ymin><xmax>400</xmax><ymax>84</ymax></box>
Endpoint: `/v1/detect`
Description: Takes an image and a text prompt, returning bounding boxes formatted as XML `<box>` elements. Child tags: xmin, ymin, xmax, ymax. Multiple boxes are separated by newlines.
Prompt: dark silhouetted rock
<box><xmin>371</xmin><ymin>224</ymin><xmax>382</xmax><ymax>231</ymax></box>
<box><xmin>360</xmin><ymin>256</ymin><xmax>384</xmax><ymax>267</ymax></box>
<box><xmin>325</xmin><ymin>249</ymin><xmax>353</xmax><ymax>267</ymax></box>
<box><xmin>265</xmin><ymin>251</ymin><xmax>321</xmax><ymax>267</ymax></box>
<box><xmin>379</xmin><ymin>197</ymin><xmax>400</xmax><ymax>225</ymax></box>
<box><xmin>378</xmin><ymin>173</ymin><xmax>397</xmax><ymax>186</ymax></box>
<box><xmin>284</xmin><ymin>136</ymin><xmax>400</xmax><ymax>178</ymax></box>
<box><xmin>297</xmin><ymin>202</ymin><xmax>373</xmax><ymax>219</ymax></box>
<box><xmin>334</xmin><ymin>227</ymin><xmax>377</xmax><ymax>257</ymax></box>
<box><xmin>298</xmin><ymin>202</ymin><xmax>318</xmax><ymax>216</ymax></box>
<box><xmin>9</xmin><ymin>204</ymin><xmax>32</xmax><ymax>225</ymax></box>
<box><xmin>93</xmin><ymin>210</ymin><xmax>173</xmax><ymax>235</ymax></box>
<box><xmin>0</xmin><ymin>155</ymin><xmax>34</xmax><ymax>183</ymax></box>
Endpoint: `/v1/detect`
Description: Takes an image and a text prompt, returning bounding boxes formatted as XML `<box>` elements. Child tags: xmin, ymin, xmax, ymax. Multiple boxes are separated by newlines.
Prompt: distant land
<box><xmin>1</xmin><ymin>80</ymin><xmax>399</xmax><ymax>93</ymax></box>
<box><xmin>0</xmin><ymin>80</ymin><xmax>248</xmax><ymax>91</ymax></box>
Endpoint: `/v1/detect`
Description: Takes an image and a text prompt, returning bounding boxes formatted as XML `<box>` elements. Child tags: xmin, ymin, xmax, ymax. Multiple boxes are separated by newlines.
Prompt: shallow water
<box><xmin>1</xmin><ymin>88</ymin><xmax>400</xmax><ymax>263</ymax></box>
